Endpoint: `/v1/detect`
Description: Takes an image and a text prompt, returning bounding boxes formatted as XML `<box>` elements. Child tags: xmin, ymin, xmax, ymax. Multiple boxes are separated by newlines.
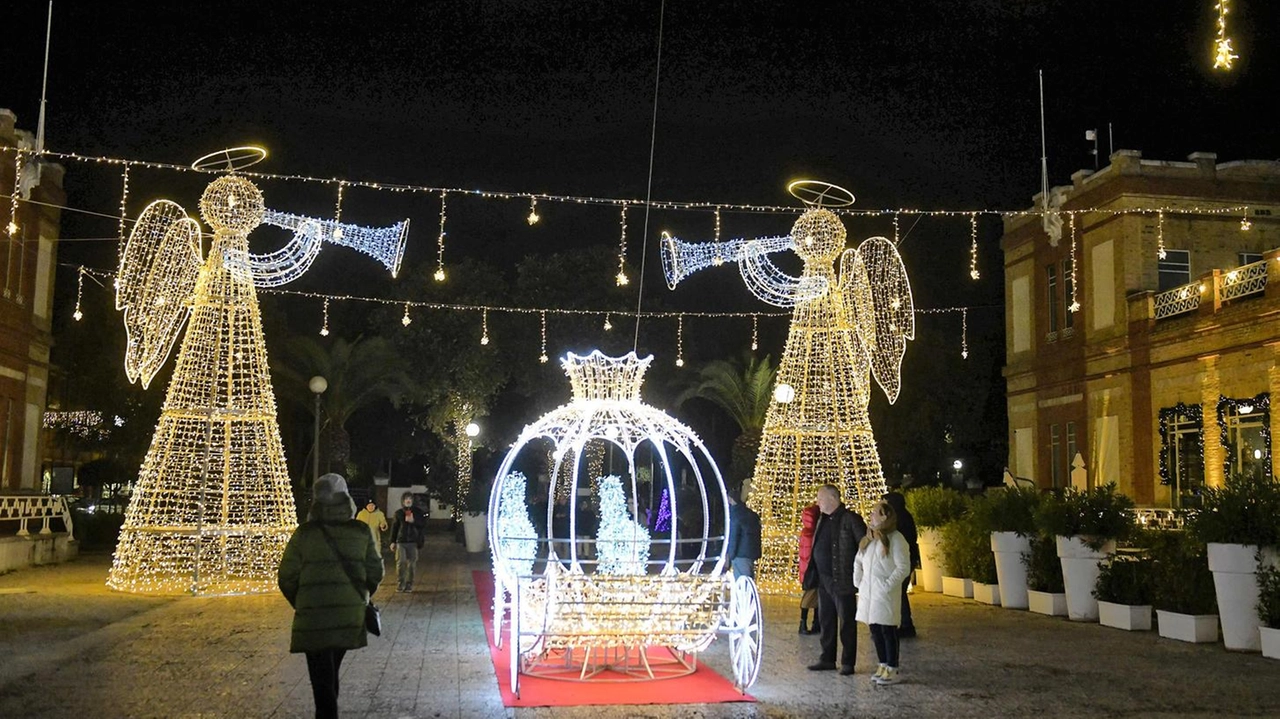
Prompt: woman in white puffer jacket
<box><xmin>853</xmin><ymin>500</ymin><xmax>911</xmax><ymax>685</ymax></box>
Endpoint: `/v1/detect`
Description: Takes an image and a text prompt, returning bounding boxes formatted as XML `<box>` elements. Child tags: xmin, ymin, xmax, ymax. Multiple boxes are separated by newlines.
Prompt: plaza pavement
<box><xmin>1</xmin><ymin>531</ymin><xmax>1279</xmax><ymax>719</ymax></box>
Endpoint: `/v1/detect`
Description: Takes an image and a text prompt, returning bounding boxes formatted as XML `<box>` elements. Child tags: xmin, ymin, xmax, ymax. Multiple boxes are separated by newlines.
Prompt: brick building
<box><xmin>1</xmin><ymin>109</ymin><xmax>64</xmax><ymax>492</ymax></box>
<box><xmin>1002</xmin><ymin>150</ymin><xmax>1280</xmax><ymax>507</ymax></box>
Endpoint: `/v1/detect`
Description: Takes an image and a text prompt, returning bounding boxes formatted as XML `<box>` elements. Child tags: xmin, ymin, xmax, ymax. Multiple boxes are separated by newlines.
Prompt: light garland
<box><xmin>961</xmin><ymin>308</ymin><xmax>969</xmax><ymax>360</ymax></box>
<box><xmin>435</xmin><ymin>190</ymin><xmax>447</xmax><ymax>282</ymax></box>
<box><xmin>7</xmin><ymin>148</ymin><xmax>21</xmax><ymax>238</ymax></box>
<box><xmin>1216</xmin><ymin>393</ymin><xmax>1271</xmax><ymax>479</ymax></box>
<box><xmin>1157</xmin><ymin>209</ymin><xmax>1166</xmax><ymax>260</ymax></box>
<box><xmin>117</xmin><ymin>165</ymin><xmax>130</xmax><ymax>265</ymax></box>
<box><xmin>539</xmin><ymin>311</ymin><xmax>548</xmax><ymax>363</ymax></box>
<box><xmin>892</xmin><ymin>213</ymin><xmax>900</xmax><ymax>244</ymax></box>
<box><xmin>1241</xmin><ymin>207</ymin><xmax>1252</xmax><ymax>231</ymax></box>
<box><xmin>1068</xmin><ymin>213</ymin><xmax>1081</xmax><ymax>313</ymax></box>
<box><xmin>401</xmin><ymin>302</ymin><xmax>412</xmax><ymax>327</ymax></box>
<box><xmin>969</xmin><ymin>213</ymin><xmax>980</xmax><ymax>280</ymax></box>
<box><xmin>319</xmin><ymin>298</ymin><xmax>330</xmax><ymax>336</ymax></box>
<box><xmin>73</xmin><ymin>266</ymin><xmax>85</xmax><ymax>321</ymax></box>
<box><xmin>750</xmin><ymin>314</ymin><xmax>758</xmax><ymax>352</ymax></box>
<box><xmin>43</xmin><ymin>410</ymin><xmax>110</xmax><ymax>441</ymax></box>
<box><xmin>107</xmin><ymin>174</ymin><xmax>298</xmax><ymax>596</ymax></box>
<box><xmin>665</xmin><ymin>206</ymin><xmax>913</xmax><ymax>595</ymax></box>
<box><xmin>603</xmin><ymin>313</ymin><xmax>613</xmax><ymax>331</ymax></box>
<box><xmin>616</xmin><ymin>204</ymin><xmax>630</xmax><ymax>286</ymax></box>
<box><xmin>334</xmin><ymin>182</ymin><xmax>345</xmax><ymax>228</ymax></box>
<box><xmin>1158</xmin><ymin>402</ymin><xmax>1204</xmax><ymax>486</ymax></box>
<box><xmin>1213</xmin><ymin>1</ymin><xmax>1238</xmax><ymax>70</ymax></box>
<box><xmin>675</xmin><ymin>314</ymin><xmax>685</xmax><ymax>367</ymax></box>
<box><xmin>480</xmin><ymin>308</ymin><xmax>490</xmax><ymax>345</ymax></box>
<box><xmin>527</xmin><ymin>197</ymin><xmax>540</xmax><ymax>225</ymax></box>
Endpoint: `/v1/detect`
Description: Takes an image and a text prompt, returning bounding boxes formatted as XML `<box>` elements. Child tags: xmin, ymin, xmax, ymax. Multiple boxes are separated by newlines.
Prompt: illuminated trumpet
<box><xmin>225</xmin><ymin>209</ymin><xmax>409</xmax><ymax>288</ymax></box>
<box><xmin>660</xmin><ymin>231</ymin><xmax>829</xmax><ymax>307</ymax></box>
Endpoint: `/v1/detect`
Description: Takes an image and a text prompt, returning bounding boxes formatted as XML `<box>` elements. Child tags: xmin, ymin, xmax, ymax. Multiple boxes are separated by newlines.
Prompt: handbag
<box><xmin>319</xmin><ymin>525</ymin><xmax>382</xmax><ymax>637</ymax></box>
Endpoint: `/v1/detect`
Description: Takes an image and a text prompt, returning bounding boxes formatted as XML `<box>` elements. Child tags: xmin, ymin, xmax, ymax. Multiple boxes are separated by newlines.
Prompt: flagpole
<box><xmin>1039</xmin><ymin>70</ymin><xmax>1049</xmax><ymax>221</ymax></box>
<box><xmin>36</xmin><ymin>2</ymin><xmax>53</xmax><ymax>154</ymax></box>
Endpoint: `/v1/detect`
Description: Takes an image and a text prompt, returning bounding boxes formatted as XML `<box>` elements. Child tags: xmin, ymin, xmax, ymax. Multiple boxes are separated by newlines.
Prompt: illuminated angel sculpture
<box><xmin>662</xmin><ymin>181</ymin><xmax>914</xmax><ymax>594</ymax></box>
<box><xmin>108</xmin><ymin>148</ymin><xmax>408</xmax><ymax>595</ymax></box>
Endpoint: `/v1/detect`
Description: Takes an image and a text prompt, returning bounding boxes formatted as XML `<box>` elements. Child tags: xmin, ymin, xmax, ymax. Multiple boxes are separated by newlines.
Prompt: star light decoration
<box><xmin>487</xmin><ymin>351</ymin><xmax>762</xmax><ymax>692</ymax></box>
<box><xmin>662</xmin><ymin>182</ymin><xmax>915</xmax><ymax>595</ymax></box>
<box><xmin>1213</xmin><ymin>0</ymin><xmax>1238</xmax><ymax>70</ymax></box>
<box><xmin>107</xmin><ymin>152</ymin><xmax>407</xmax><ymax>595</ymax></box>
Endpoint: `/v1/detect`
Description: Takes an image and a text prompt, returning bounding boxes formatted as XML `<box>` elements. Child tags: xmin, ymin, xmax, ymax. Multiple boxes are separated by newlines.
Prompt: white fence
<box><xmin>0</xmin><ymin>495</ymin><xmax>74</xmax><ymax>538</ymax></box>
<box><xmin>1219</xmin><ymin>259</ymin><xmax>1269</xmax><ymax>303</ymax></box>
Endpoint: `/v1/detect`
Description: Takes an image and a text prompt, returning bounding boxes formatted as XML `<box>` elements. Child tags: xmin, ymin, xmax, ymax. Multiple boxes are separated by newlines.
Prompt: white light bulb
<box><xmin>434</xmin><ymin>269</ymin><xmax>446</xmax><ymax>282</ymax></box>
<box><xmin>465</xmin><ymin>422</ymin><xmax>481</xmax><ymax>438</ymax></box>
<box><xmin>773</xmin><ymin>383</ymin><xmax>795</xmax><ymax>404</ymax></box>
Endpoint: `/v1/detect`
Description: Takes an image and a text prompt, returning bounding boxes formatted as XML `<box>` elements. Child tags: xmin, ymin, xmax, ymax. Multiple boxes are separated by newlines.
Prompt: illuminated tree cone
<box><xmin>746</xmin><ymin>210</ymin><xmax>908</xmax><ymax>596</ymax></box>
<box><xmin>108</xmin><ymin>180</ymin><xmax>297</xmax><ymax>595</ymax></box>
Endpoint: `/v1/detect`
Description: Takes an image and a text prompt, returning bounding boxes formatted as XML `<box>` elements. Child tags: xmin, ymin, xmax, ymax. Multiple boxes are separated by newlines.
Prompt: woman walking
<box><xmin>279</xmin><ymin>474</ymin><xmax>383</xmax><ymax>719</ymax></box>
<box><xmin>853</xmin><ymin>500</ymin><xmax>911</xmax><ymax>685</ymax></box>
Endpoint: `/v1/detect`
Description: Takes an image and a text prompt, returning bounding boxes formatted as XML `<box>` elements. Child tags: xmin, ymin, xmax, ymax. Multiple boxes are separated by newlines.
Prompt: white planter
<box><xmin>973</xmin><ymin>581</ymin><xmax>1001</xmax><ymax>605</ymax></box>
<box><xmin>991</xmin><ymin>532</ymin><xmax>1030</xmax><ymax>609</ymax></box>
<box><xmin>1156</xmin><ymin>610</ymin><xmax>1220</xmax><ymax>643</ymax></box>
<box><xmin>1056</xmin><ymin>535</ymin><xmax>1115</xmax><ymax>622</ymax></box>
<box><xmin>1262</xmin><ymin>626</ymin><xmax>1280</xmax><ymax>660</ymax></box>
<box><xmin>1098</xmin><ymin>601</ymin><xmax>1152</xmax><ymax>631</ymax></box>
<box><xmin>917</xmin><ymin>527</ymin><xmax>944</xmax><ymax>592</ymax></box>
<box><xmin>1206</xmin><ymin>543</ymin><xmax>1279</xmax><ymax>652</ymax></box>
<box><xmin>941</xmin><ymin>575</ymin><xmax>973</xmax><ymax>598</ymax></box>
<box><xmin>1028</xmin><ymin>590</ymin><xmax>1067</xmax><ymax>616</ymax></box>
<box><xmin>462</xmin><ymin>512</ymin><xmax>488</xmax><ymax>553</ymax></box>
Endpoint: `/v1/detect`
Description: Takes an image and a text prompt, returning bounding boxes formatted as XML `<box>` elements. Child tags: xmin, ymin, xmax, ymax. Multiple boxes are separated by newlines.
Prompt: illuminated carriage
<box><xmin>487</xmin><ymin>351</ymin><xmax>763</xmax><ymax>695</ymax></box>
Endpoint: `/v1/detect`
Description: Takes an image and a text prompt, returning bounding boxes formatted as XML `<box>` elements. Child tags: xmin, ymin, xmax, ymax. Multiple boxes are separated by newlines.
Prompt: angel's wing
<box><xmin>839</xmin><ymin>236</ymin><xmax>914</xmax><ymax>403</ymax></box>
<box><xmin>117</xmin><ymin>200</ymin><xmax>203</xmax><ymax>388</ymax></box>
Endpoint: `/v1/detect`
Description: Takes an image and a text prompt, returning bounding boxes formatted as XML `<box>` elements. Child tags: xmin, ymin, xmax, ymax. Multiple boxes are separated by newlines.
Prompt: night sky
<box><xmin>6</xmin><ymin>0</ymin><xmax>1279</xmax><ymax>479</ymax></box>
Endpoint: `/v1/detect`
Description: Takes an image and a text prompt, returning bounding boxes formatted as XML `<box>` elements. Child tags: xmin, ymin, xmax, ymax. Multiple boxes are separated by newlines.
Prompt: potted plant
<box><xmin>982</xmin><ymin>486</ymin><xmax>1040</xmax><ymax>609</ymax></box>
<box><xmin>1259</xmin><ymin>564</ymin><xmax>1280</xmax><ymax>659</ymax></box>
<box><xmin>1034</xmin><ymin>484</ymin><xmax>1134</xmax><ymax>622</ymax></box>
<box><xmin>906</xmin><ymin>486</ymin><xmax>969</xmax><ymax>593</ymax></box>
<box><xmin>1024</xmin><ymin>534</ymin><xmax>1067</xmax><ymax>616</ymax></box>
<box><xmin>1185</xmin><ymin>473</ymin><xmax>1280</xmax><ymax>652</ymax></box>
<box><xmin>1093</xmin><ymin>551</ymin><xmax>1154</xmax><ymax>631</ymax></box>
<box><xmin>963</xmin><ymin>495</ymin><xmax>1002</xmax><ymax>605</ymax></box>
<box><xmin>939</xmin><ymin>510</ymin><xmax>997</xmax><ymax>602</ymax></box>
<box><xmin>1149</xmin><ymin>530</ymin><xmax>1219</xmax><ymax>643</ymax></box>
<box><xmin>939</xmin><ymin>518</ymin><xmax>974</xmax><ymax>599</ymax></box>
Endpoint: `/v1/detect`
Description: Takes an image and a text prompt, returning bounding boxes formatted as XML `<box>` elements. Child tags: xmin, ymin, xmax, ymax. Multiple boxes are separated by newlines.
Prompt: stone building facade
<box><xmin>1002</xmin><ymin>150</ymin><xmax>1280</xmax><ymax>506</ymax></box>
<box><xmin>0</xmin><ymin>109</ymin><xmax>64</xmax><ymax>492</ymax></box>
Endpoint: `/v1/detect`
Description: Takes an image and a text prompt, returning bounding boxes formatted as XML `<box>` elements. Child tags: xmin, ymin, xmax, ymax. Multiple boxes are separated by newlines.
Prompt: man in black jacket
<box><xmin>389</xmin><ymin>492</ymin><xmax>427</xmax><ymax>592</ymax></box>
<box><xmin>805</xmin><ymin>483</ymin><xmax>867</xmax><ymax>676</ymax></box>
<box><xmin>726</xmin><ymin>493</ymin><xmax>762</xmax><ymax>579</ymax></box>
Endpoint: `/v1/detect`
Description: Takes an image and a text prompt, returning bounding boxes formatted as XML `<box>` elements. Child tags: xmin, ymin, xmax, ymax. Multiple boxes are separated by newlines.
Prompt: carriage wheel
<box><xmin>727</xmin><ymin>575</ymin><xmax>763</xmax><ymax>691</ymax></box>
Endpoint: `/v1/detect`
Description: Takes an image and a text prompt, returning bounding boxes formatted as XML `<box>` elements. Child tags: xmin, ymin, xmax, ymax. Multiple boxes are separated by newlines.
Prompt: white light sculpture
<box><xmin>107</xmin><ymin>157</ymin><xmax>407</xmax><ymax>596</ymax></box>
<box><xmin>487</xmin><ymin>351</ymin><xmax>762</xmax><ymax>694</ymax></box>
<box><xmin>662</xmin><ymin>181</ymin><xmax>915</xmax><ymax>595</ymax></box>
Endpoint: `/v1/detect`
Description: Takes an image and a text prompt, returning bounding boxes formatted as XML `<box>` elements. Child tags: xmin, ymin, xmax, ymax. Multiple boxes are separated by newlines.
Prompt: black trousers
<box><xmin>305</xmin><ymin>648</ymin><xmax>347</xmax><ymax>719</ymax></box>
<box><xmin>869</xmin><ymin>623</ymin><xmax>900</xmax><ymax>667</ymax></box>
<box><xmin>900</xmin><ymin>576</ymin><xmax>915</xmax><ymax>632</ymax></box>
<box><xmin>817</xmin><ymin>576</ymin><xmax>857</xmax><ymax>668</ymax></box>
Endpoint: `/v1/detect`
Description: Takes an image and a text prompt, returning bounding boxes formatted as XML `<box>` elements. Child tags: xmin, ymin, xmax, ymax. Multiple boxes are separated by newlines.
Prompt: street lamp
<box><xmin>465</xmin><ymin>422</ymin><xmax>481</xmax><ymax>438</ymax></box>
<box><xmin>309</xmin><ymin>375</ymin><xmax>328</xmax><ymax>484</ymax></box>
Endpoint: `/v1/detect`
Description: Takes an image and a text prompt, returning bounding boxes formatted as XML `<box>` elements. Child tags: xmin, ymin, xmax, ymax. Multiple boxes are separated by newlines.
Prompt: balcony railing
<box><xmin>1154</xmin><ymin>257</ymin><xmax>1273</xmax><ymax>321</ymax></box>
<box><xmin>1134</xmin><ymin>507</ymin><xmax>1184</xmax><ymax>530</ymax></box>
<box><xmin>1154</xmin><ymin>282</ymin><xmax>1203</xmax><ymax>320</ymax></box>
<box><xmin>1219</xmin><ymin>258</ymin><xmax>1269</xmax><ymax>303</ymax></box>
<box><xmin>0</xmin><ymin>495</ymin><xmax>74</xmax><ymax>538</ymax></box>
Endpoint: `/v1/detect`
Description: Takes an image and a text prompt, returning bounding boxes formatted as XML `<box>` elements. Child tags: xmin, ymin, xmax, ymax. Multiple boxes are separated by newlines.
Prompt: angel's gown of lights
<box><xmin>748</xmin><ymin>212</ymin><xmax>891</xmax><ymax>595</ymax></box>
<box><xmin>107</xmin><ymin>217</ymin><xmax>296</xmax><ymax>594</ymax></box>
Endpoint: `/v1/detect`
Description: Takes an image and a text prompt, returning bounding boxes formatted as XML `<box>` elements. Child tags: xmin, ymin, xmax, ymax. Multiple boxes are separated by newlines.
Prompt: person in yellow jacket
<box><xmin>356</xmin><ymin>499</ymin><xmax>389</xmax><ymax>557</ymax></box>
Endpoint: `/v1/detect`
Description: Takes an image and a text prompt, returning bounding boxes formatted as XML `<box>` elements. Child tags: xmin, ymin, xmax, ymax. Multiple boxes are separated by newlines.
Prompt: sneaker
<box><xmin>875</xmin><ymin>667</ymin><xmax>901</xmax><ymax>685</ymax></box>
<box><xmin>807</xmin><ymin>662</ymin><xmax>837</xmax><ymax>671</ymax></box>
<box><xmin>873</xmin><ymin>664</ymin><xmax>887</xmax><ymax>680</ymax></box>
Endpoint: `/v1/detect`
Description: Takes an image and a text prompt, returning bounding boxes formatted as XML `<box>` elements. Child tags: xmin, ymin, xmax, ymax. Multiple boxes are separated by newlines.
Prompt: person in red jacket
<box><xmin>797</xmin><ymin>503</ymin><xmax>821</xmax><ymax>634</ymax></box>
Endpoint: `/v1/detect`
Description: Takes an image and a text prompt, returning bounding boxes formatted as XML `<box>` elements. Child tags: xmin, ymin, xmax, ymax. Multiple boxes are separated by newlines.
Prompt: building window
<box><xmin>1217</xmin><ymin>394</ymin><xmax>1270</xmax><ymax>481</ymax></box>
<box><xmin>1238</xmin><ymin>252</ymin><xmax>1263</xmax><ymax>267</ymax></box>
<box><xmin>1066</xmin><ymin>421</ymin><xmax>1078</xmax><ymax>478</ymax></box>
<box><xmin>1159</xmin><ymin>404</ymin><xmax>1204</xmax><ymax>508</ymax></box>
<box><xmin>1062</xmin><ymin>258</ymin><xmax>1075</xmax><ymax>330</ymax></box>
<box><xmin>1049</xmin><ymin>423</ymin><xmax>1062</xmax><ymax>489</ymax></box>
<box><xmin>1046</xmin><ymin>264</ymin><xmax>1059</xmax><ymax>334</ymax></box>
<box><xmin>1158</xmin><ymin>249</ymin><xmax>1191</xmax><ymax>291</ymax></box>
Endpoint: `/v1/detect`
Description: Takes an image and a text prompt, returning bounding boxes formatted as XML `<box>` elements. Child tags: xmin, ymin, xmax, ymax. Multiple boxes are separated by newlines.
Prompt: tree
<box><xmin>676</xmin><ymin>350</ymin><xmax>777</xmax><ymax>492</ymax></box>
<box><xmin>270</xmin><ymin>334</ymin><xmax>415</xmax><ymax>479</ymax></box>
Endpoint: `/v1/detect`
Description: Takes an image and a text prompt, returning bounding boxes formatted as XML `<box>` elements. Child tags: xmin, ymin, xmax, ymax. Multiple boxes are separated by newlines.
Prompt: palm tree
<box><xmin>271</xmin><ymin>335</ymin><xmax>416</xmax><ymax>477</ymax></box>
<box><xmin>677</xmin><ymin>351</ymin><xmax>777</xmax><ymax>492</ymax></box>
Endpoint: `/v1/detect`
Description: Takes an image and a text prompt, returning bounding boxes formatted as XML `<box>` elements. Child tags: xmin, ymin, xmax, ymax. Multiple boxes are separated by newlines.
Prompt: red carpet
<box><xmin>471</xmin><ymin>570</ymin><xmax>755</xmax><ymax>707</ymax></box>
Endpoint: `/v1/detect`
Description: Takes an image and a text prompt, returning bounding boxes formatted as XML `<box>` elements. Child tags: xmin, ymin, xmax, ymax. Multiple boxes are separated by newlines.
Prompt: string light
<box><xmin>435</xmin><ymin>190</ymin><xmax>447</xmax><ymax>282</ymax></box>
<box><xmin>118</xmin><ymin>165</ymin><xmax>130</xmax><ymax>264</ymax></box>
<box><xmin>481</xmin><ymin>308</ymin><xmax>490</xmax><ymax>346</ymax></box>
<box><xmin>527</xmin><ymin>197</ymin><xmax>540</xmax><ymax>225</ymax></box>
<box><xmin>539</xmin><ymin>311</ymin><xmax>549</xmax><ymax>363</ymax></box>
<box><xmin>333</xmin><ymin>182</ymin><xmax>345</xmax><ymax>237</ymax></box>
<box><xmin>108</xmin><ymin>174</ymin><xmax>297</xmax><ymax>596</ymax></box>
<box><xmin>401</xmin><ymin>302</ymin><xmax>412</xmax><ymax>327</ymax></box>
<box><xmin>969</xmin><ymin>213</ymin><xmax>980</xmax><ymax>280</ymax></box>
<box><xmin>1157</xmin><ymin>209</ymin><xmax>1166</xmax><ymax>260</ymax></box>
<box><xmin>616</xmin><ymin>204</ymin><xmax>630</xmax><ymax>286</ymax></box>
<box><xmin>892</xmin><ymin>212</ymin><xmax>900</xmax><ymax>244</ymax></box>
<box><xmin>961</xmin><ymin>308</ymin><xmax>969</xmax><ymax>360</ymax></box>
<box><xmin>750</xmin><ymin>314</ymin><xmax>758</xmax><ymax>352</ymax></box>
<box><xmin>675</xmin><ymin>314</ymin><xmax>685</xmax><ymax>367</ymax></box>
<box><xmin>1213</xmin><ymin>1</ymin><xmax>1238</xmax><ymax>70</ymax></box>
<box><xmin>603</xmin><ymin>313</ymin><xmax>613</xmax><ymax>331</ymax></box>
<box><xmin>73</xmin><ymin>267</ymin><xmax>84</xmax><ymax>321</ymax></box>
<box><xmin>1068</xmin><ymin>213</ymin><xmax>1081</xmax><ymax>313</ymax></box>
<box><xmin>1241</xmin><ymin>208</ymin><xmax>1252</xmax><ymax>231</ymax></box>
<box><xmin>319</xmin><ymin>298</ymin><xmax>330</xmax><ymax>336</ymax></box>
<box><xmin>7</xmin><ymin>148</ymin><xmax>21</xmax><ymax>237</ymax></box>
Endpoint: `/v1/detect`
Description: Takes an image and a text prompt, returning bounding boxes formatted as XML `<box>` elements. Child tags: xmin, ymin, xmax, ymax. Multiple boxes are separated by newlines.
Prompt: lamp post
<box><xmin>309</xmin><ymin>376</ymin><xmax>328</xmax><ymax>484</ymax></box>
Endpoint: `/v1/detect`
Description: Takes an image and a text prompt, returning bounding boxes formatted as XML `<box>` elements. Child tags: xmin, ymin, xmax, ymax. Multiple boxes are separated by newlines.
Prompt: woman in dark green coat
<box><xmin>278</xmin><ymin>473</ymin><xmax>383</xmax><ymax>719</ymax></box>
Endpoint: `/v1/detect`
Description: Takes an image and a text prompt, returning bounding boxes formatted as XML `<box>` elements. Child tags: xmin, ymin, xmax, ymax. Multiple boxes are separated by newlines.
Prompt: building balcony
<box><xmin>1146</xmin><ymin>249</ymin><xmax>1280</xmax><ymax>322</ymax></box>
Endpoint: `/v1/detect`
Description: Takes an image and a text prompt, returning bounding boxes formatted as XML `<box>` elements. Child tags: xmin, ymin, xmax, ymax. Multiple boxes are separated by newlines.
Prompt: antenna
<box><xmin>35</xmin><ymin>2</ymin><xmax>53</xmax><ymax>154</ymax></box>
<box><xmin>1108</xmin><ymin>122</ymin><xmax>1114</xmax><ymax>159</ymax></box>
